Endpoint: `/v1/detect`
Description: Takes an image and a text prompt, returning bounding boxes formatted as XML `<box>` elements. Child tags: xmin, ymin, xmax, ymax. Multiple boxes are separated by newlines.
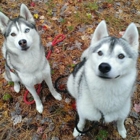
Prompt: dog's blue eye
<box><xmin>118</xmin><ymin>54</ymin><xmax>125</xmax><ymax>59</ymax></box>
<box><xmin>98</xmin><ymin>51</ymin><xmax>103</xmax><ymax>56</ymax></box>
<box><xmin>11</xmin><ymin>33</ymin><xmax>16</xmax><ymax>37</ymax></box>
<box><xmin>25</xmin><ymin>28</ymin><xmax>30</xmax><ymax>33</ymax></box>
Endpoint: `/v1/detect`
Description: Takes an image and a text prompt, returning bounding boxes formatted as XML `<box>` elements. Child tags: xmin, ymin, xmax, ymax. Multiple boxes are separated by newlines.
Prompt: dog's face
<box><xmin>91</xmin><ymin>38</ymin><xmax>138</xmax><ymax>79</ymax></box>
<box><xmin>0</xmin><ymin>4</ymin><xmax>39</xmax><ymax>51</ymax></box>
<box><xmin>5</xmin><ymin>18</ymin><xmax>37</xmax><ymax>51</ymax></box>
<box><xmin>87</xmin><ymin>21</ymin><xmax>139</xmax><ymax>79</ymax></box>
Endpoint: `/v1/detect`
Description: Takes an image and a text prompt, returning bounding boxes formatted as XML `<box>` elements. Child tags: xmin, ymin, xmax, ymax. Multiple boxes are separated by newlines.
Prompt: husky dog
<box><xmin>67</xmin><ymin>20</ymin><xmax>139</xmax><ymax>138</ymax></box>
<box><xmin>0</xmin><ymin>4</ymin><xmax>62</xmax><ymax>113</ymax></box>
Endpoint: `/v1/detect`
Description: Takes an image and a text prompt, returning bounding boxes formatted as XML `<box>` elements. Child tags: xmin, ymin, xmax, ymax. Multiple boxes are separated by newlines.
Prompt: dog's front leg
<box><xmin>10</xmin><ymin>72</ymin><xmax>20</xmax><ymax>93</ymax></box>
<box><xmin>73</xmin><ymin>116</ymin><xmax>85</xmax><ymax>137</ymax></box>
<box><xmin>25</xmin><ymin>86</ymin><xmax>43</xmax><ymax>113</ymax></box>
<box><xmin>117</xmin><ymin>119</ymin><xmax>127</xmax><ymax>138</ymax></box>
<box><xmin>44</xmin><ymin>72</ymin><xmax>62</xmax><ymax>101</ymax></box>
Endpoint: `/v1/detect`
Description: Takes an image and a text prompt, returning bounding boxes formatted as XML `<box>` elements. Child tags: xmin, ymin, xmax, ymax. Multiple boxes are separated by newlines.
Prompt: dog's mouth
<box><xmin>21</xmin><ymin>46</ymin><xmax>29</xmax><ymax>51</ymax></box>
<box><xmin>98</xmin><ymin>75</ymin><xmax>120</xmax><ymax>79</ymax></box>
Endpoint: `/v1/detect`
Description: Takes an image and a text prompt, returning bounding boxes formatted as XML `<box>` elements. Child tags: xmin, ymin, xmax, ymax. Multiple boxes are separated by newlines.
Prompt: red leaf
<box><xmin>71</xmin><ymin>101</ymin><xmax>76</xmax><ymax>110</ymax></box>
<box><xmin>30</xmin><ymin>2</ymin><xmax>35</xmax><ymax>7</ymax></box>
<box><xmin>133</xmin><ymin>103</ymin><xmax>140</xmax><ymax>113</ymax></box>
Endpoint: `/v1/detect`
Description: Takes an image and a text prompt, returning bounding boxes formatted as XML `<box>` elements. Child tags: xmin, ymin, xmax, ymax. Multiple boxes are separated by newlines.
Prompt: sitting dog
<box><xmin>0</xmin><ymin>4</ymin><xmax>62</xmax><ymax>113</ymax></box>
<box><xmin>67</xmin><ymin>20</ymin><xmax>139</xmax><ymax>138</ymax></box>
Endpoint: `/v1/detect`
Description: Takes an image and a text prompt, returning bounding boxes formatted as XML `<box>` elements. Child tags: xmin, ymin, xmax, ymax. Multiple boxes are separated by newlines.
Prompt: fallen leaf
<box><xmin>135</xmin><ymin>120</ymin><xmax>140</xmax><ymax>129</ymax></box>
<box><xmin>49</xmin><ymin>123</ymin><xmax>55</xmax><ymax>131</ymax></box>
<box><xmin>3</xmin><ymin>110</ymin><xmax>9</xmax><ymax>117</ymax></box>
<box><xmin>125</xmin><ymin>118</ymin><xmax>133</xmax><ymax>125</ymax></box>
<box><xmin>42</xmin><ymin>25</ymin><xmax>49</xmax><ymax>30</ymax></box>
<box><xmin>37</xmin><ymin>126</ymin><xmax>45</xmax><ymax>135</ymax></box>
<box><xmin>34</xmin><ymin>14</ymin><xmax>39</xmax><ymax>19</ymax></box>
<box><xmin>52</xmin><ymin>17</ymin><xmax>58</xmax><ymax>21</ymax></box>
<box><xmin>2</xmin><ymin>93</ymin><xmax>12</xmax><ymax>101</ymax></box>
<box><xmin>30</xmin><ymin>2</ymin><xmax>35</xmax><ymax>7</ymax></box>
<box><xmin>71</xmin><ymin>101</ymin><xmax>76</xmax><ymax>110</ymax></box>
<box><xmin>39</xmin><ymin>15</ymin><xmax>45</xmax><ymax>20</ymax></box>
<box><xmin>81</xmin><ymin>35</ymin><xmax>90</xmax><ymax>40</ymax></box>
<box><xmin>0</xmin><ymin>100</ymin><xmax>4</xmax><ymax>109</ymax></box>
<box><xmin>74</xmin><ymin>40</ymin><xmax>82</xmax><ymax>50</ymax></box>
<box><xmin>51</xmin><ymin>136</ymin><xmax>59</xmax><ymax>140</ymax></box>
<box><xmin>119</xmin><ymin>31</ymin><xmax>125</xmax><ymax>36</ymax></box>
<box><xmin>11</xmin><ymin>115</ymin><xmax>22</xmax><ymax>125</ymax></box>
<box><xmin>130</xmin><ymin>111</ymin><xmax>139</xmax><ymax>119</ymax></box>
<box><xmin>65</xmin><ymin>98</ymin><xmax>71</xmax><ymax>104</ymax></box>
<box><xmin>133</xmin><ymin>103</ymin><xmax>140</xmax><ymax>113</ymax></box>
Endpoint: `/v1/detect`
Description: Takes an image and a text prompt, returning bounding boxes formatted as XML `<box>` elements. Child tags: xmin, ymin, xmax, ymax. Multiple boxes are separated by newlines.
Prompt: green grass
<box><xmin>0</xmin><ymin>7</ymin><xmax>2</xmax><ymax>12</ymax></box>
<box><xmin>96</xmin><ymin>130</ymin><xmax>108</xmax><ymax>140</ymax></box>
<box><xmin>67</xmin><ymin>26</ymin><xmax>74</xmax><ymax>31</ymax></box>
<box><xmin>85</xmin><ymin>2</ymin><xmax>98</xmax><ymax>11</ymax></box>
<box><xmin>105</xmin><ymin>0</ymin><xmax>114</xmax><ymax>3</ymax></box>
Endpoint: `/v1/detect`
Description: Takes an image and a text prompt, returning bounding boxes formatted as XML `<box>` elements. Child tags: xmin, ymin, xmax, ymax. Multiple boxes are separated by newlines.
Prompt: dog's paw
<box><xmin>14</xmin><ymin>83</ymin><xmax>20</xmax><ymax>93</ymax></box>
<box><xmin>73</xmin><ymin>128</ymin><xmax>81</xmax><ymax>137</ymax></box>
<box><xmin>118</xmin><ymin>129</ymin><xmax>127</xmax><ymax>139</ymax></box>
<box><xmin>53</xmin><ymin>93</ymin><xmax>62</xmax><ymax>101</ymax></box>
<box><xmin>36</xmin><ymin>104</ymin><xmax>43</xmax><ymax>114</ymax></box>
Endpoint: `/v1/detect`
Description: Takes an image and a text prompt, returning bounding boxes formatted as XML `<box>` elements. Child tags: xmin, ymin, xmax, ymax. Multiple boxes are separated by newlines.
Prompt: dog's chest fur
<box><xmin>5</xmin><ymin>44</ymin><xmax>45</xmax><ymax>73</ymax></box>
<box><xmin>77</xmin><ymin>60</ymin><xmax>135</xmax><ymax>114</ymax></box>
<box><xmin>4</xmin><ymin>43</ymin><xmax>48</xmax><ymax>86</ymax></box>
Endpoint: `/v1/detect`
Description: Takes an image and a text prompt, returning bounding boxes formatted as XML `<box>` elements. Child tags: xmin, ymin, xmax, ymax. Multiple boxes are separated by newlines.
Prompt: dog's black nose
<box><xmin>18</xmin><ymin>39</ymin><xmax>27</xmax><ymax>47</ymax></box>
<box><xmin>99</xmin><ymin>63</ymin><xmax>111</xmax><ymax>73</ymax></box>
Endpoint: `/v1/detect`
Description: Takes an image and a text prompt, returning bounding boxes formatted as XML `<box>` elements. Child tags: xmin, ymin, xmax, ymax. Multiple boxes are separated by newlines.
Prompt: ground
<box><xmin>0</xmin><ymin>0</ymin><xmax>140</xmax><ymax>140</ymax></box>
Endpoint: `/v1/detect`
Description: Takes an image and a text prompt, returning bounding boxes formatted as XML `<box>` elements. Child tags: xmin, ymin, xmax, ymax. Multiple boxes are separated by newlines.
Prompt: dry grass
<box><xmin>0</xmin><ymin>0</ymin><xmax>140</xmax><ymax>140</ymax></box>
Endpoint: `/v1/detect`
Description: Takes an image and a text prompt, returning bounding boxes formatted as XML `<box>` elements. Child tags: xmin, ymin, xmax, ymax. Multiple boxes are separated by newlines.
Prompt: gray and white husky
<box><xmin>67</xmin><ymin>20</ymin><xmax>139</xmax><ymax>138</ymax></box>
<box><xmin>0</xmin><ymin>4</ymin><xmax>62</xmax><ymax>113</ymax></box>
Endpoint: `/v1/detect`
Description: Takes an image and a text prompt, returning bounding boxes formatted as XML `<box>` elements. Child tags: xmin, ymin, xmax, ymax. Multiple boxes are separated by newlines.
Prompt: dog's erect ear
<box><xmin>20</xmin><ymin>4</ymin><xmax>35</xmax><ymax>24</ymax></box>
<box><xmin>122</xmin><ymin>23</ymin><xmax>139</xmax><ymax>51</ymax></box>
<box><xmin>91</xmin><ymin>20</ymin><xmax>109</xmax><ymax>45</ymax></box>
<box><xmin>0</xmin><ymin>12</ymin><xmax>9</xmax><ymax>34</ymax></box>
